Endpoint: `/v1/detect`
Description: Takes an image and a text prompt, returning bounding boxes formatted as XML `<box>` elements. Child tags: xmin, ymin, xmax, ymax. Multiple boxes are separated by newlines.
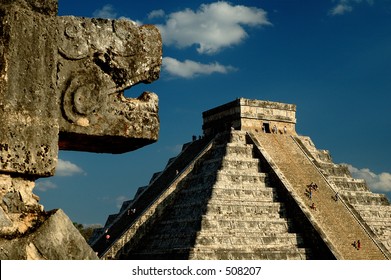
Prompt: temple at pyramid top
<box><xmin>202</xmin><ymin>98</ymin><xmax>297</xmax><ymax>136</ymax></box>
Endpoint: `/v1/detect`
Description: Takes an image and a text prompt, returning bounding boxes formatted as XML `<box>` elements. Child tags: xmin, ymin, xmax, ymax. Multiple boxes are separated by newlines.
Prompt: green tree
<box><xmin>72</xmin><ymin>222</ymin><xmax>100</xmax><ymax>241</ymax></box>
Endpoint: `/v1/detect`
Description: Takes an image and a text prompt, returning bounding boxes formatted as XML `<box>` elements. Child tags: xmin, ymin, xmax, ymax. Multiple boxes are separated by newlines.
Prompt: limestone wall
<box><xmin>240</xmin><ymin>99</ymin><xmax>296</xmax><ymax>134</ymax></box>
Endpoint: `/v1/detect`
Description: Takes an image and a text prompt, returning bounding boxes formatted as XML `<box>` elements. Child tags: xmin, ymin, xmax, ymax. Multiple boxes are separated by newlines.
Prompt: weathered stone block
<box><xmin>0</xmin><ymin>209</ymin><xmax>98</xmax><ymax>259</ymax></box>
<box><xmin>0</xmin><ymin>1</ymin><xmax>58</xmax><ymax>177</ymax></box>
<box><xmin>1</xmin><ymin>0</ymin><xmax>58</xmax><ymax>16</ymax></box>
<box><xmin>1</xmin><ymin>0</ymin><xmax>162</xmax><ymax>175</ymax></box>
<box><xmin>0</xmin><ymin>0</ymin><xmax>163</xmax><ymax>259</ymax></box>
<box><xmin>0</xmin><ymin>174</ymin><xmax>42</xmax><ymax>235</ymax></box>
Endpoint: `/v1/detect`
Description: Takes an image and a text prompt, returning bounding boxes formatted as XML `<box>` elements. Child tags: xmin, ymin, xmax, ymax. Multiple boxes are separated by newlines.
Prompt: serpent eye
<box><xmin>59</xmin><ymin>19</ymin><xmax>89</xmax><ymax>60</ymax></box>
<box><xmin>65</xmin><ymin>23</ymin><xmax>83</xmax><ymax>39</ymax></box>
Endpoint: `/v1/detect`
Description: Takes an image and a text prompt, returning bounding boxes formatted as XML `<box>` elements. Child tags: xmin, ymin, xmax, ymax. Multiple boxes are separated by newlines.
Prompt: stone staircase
<box><xmin>90</xmin><ymin>136</ymin><xmax>213</xmax><ymax>258</ymax></box>
<box><xmin>125</xmin><ymin>131</ymin><xmax>310</xmax><ymax>260</ymax></box>
<box><xmin>295</xmin><ymin>136</ymin><xmax>391</xmax><ymax>254</ymax></box>
<box><xmin>249</xmin><ymin>132</ymin><xmax>388</xmax><ymax>260</ymax></box>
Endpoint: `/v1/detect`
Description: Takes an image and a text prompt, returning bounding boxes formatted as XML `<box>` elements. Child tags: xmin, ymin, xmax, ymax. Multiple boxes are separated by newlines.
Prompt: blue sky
<box><xmin>36</xmin><ymin>0</ymin><xmax>391</xmax><ymax>226</ymax></box>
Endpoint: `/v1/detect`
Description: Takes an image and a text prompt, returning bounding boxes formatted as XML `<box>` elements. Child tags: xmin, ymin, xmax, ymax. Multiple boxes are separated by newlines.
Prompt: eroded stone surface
<box><xmin>0</xmin><ymin>1</ymin><xmax>59</xmax><ymax>177</ymax></box>
<box><xmin>0</xmin><ymin>174</ymin><xmax>42</xmax><ymax>236</ymax></box>
<box><xmin>0</xmin><ymin>0</ymin><xmax>162</xmax><ymax>259</ymax></box>
<box><xmin>0</xmin><ymin>209</ymin><xmax>98</xmax><ymax>260</ymax></box>
<box><xmin>1</xmin><ymin>1</ymin><xmax>162</xmax><ymax>175</ymax></box>
<box><xmin>57</xmin><ymin>17</ymin><xmax>161</xmax><ymax>153</ymax></box>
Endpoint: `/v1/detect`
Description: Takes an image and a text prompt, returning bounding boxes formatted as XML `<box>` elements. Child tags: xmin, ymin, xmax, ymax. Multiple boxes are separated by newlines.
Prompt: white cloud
<box><xmin>329</xmin><ymin>0</ymin><xmax>374</xmax><ymax>16</ymax></box>
<box><xmin>346</xmin><ymin>164</ymin><xmax>391</xmax><ymax>192</ymax></box>
<box><xmin>35</xmin><ymin>180</ymin><xmax>57</xmax><ymax>192</ymax></box>
<box><xmin>330</xmin><ymin>3</ymin><xmax>353</xmax><ymax>15</ymax></box>
<box><xmin>157</xmin><ymin>1</ymin><xmax>271</xmax><ymax>54</ymax></box>
<box><xmin>92</xmin><ymin>4</ymin><xmax>142</xmax><ymax>24</ymax></box>
<box><xmin>163</xmin><ymin>57</ymin><xmax>237</xmax><ymax>78</ymax></box>
<box><xmin>93</xmin><ymin>4</ymin><xmax>118</xmax><ymax>19</ymax></box>
<box><xmin>148</xmin><ymin>9</ymin><xmax>165</xmax><ymax>19</ymax></box>
<box><xmin>56</xmin><ymin>159</ymin><xmax>85</xmax><ymax>177</ymax></box>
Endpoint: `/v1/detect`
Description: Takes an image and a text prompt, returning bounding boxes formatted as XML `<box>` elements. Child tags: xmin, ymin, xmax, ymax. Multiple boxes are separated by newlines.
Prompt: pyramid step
<box><xmin>205</xmin><ymin>213</ymin><xmax>283</xmax><ymax>220</ymax></box>
<box><xmin>181</xmin><ymin>173</ymin><xmax>217</xmax><ymax>186</ymax></box>
<box><xmin>229</xmin><ymin>130</ymin><xmax>248</xmax><ymax>144</ymax></box>
<box><xmin>216</xmin><ymin>172</ymin><xmax>268</xmax><ymax>186</ymax></box>
<box><xmin>353</xmin><ymin>204</ymin><xmax>391</xmax><ymax>212</ymax></box>
<box><xmin>220</xmin><ymin>158</ymin><xmax>260</xmax><ymax>172</ymax></box>
<box><xmin>128</xmin><ymin>248</ymin><xmax>310</xmax><ymax>260</ymax></box>
<box><xmin>206</xmin><ymin>202</ymin><xmax>285</xmax><ymax>217</ymax></box>
<box><xmin>332</xmin><ymin>179</ymin><xmax>370</xmax><ymax>192</ymax></box>
<box><xmin>159</xmin><ymin>217</ymin><xmax>200</xmax><ymax>227</ymax></box>
<box><xmin>224</xmin><ymin>143</ymin><xmax>254</xmax><ymax>159</ymax></box>
<box><xmin>226</xmin><ymin>141</ymin><xmax>254</xmax><ymax>148</ymax></box>
<box><xmin>366</xmin><ymin>220</ymin><xmax>391</xmax><ymax>227</ymax></box>
<box><xmin>197</xmin><ymin>158</ymin><xmax>224</xmax><ymax>173</ymax></box>
<box><xmin>212</xmin><ymin>182</ymin><xmax>270</xmax><ymax>190</ymax></box>
<box><xmin>361</xmin><ymin>215</ymin><xmax>391</xmax><ymax>223</ymax></box>
<box><xmin>198</xmin><ymin>223</ymin><xmax>293</xmax><ymax>234</ymax></box>
<box><xmin>168</xmin><ymin>201</ymin><xmax>285</xmax><ymax>219</ymax></box>
<box><xmin>136</xmin><ymin>234</ymin><xmax>304</xmax><ymax>251</ymax></box>
<box><xmin>368</xmin><ymin>226</ymin><xmax>391</xmax><ymax>248</ymax></box>
<box><xmin>345</xmin><ymin>192</ymin><xmax>390</xmax><ymax>206</ymax></box>
<box><xmin>149</xmin><ymin>172</ymin><xmax>162</xmax><ymax>184</ymax></box>
<box><xmin>189</xmin><ymin>248</ymin><xmax>309</xmax><ymax>260</ymax></box>
<box><xmin>353</xmin><ymin>205</ymin><xmax>391</xmax><ymax>219</ymax></box>
<box><xmin>206</xmin><ymin>200</ymin><xmax>282</xmax><ymax>208</ymax></box>
<box><xmin>119</xmin><ymin>200</ymin><xmax>133</xmax><ymax>212</ymax></box>
<box><xmin>103</xmin><ymin>214</ymin><xmax>118</xmax><ymax>228</ymax></box>
<box><xmin>210</xmin><ymin>188</ymin><xmax>276</xmax><ymax>201</ymax></box>
<box><xmin>200</xmin><ymin>217</ymin><xmax>292</xmax><ymax>233</ymax></box>
<box><xmin>204</xmin><ymin>145</ymin><xmax>226</xmax><ymax>158</ymax></box>
<box><xmin>180</xmin><ymin>178</ymin><xmax>273</xmax><ymax>196</ymax></box>
<box><xmin>195</xmin><ymin>234</ymin><xmax>304</xmax><ymax>248</ymax></box>
<box><xmin>154</xmin><ymin>224</ymin><xmax>200</xmax><ymax>237</ymax></box>
<box><xmin>216</xmin><ymin>169</ymin><xmax>263</xmax><ymax>177</ymax></box>
<box><xmin>155</xmin><ymin>216</ymin><xmax>295</xmax><ymax>235</ymax></box>
<box><xmin>167</xmin><ymin>206</ymin><xmax>205</xmax><ymax>220</ymax></box>
<box><xmin>196</xmin><ymin>231</ymin><xmax>301</xmax><ymax>238</ymax></box>
<box><xmin>140</xmin><ymin>235</ymin><xmax>196</xmax><ymax>250</ymax></box>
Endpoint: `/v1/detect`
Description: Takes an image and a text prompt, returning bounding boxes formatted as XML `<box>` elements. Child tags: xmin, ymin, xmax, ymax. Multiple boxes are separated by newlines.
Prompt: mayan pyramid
<box><xmin>90</xmin><ymin>98</ymin><xmax>391</xmax><ymax>260</ymax></box>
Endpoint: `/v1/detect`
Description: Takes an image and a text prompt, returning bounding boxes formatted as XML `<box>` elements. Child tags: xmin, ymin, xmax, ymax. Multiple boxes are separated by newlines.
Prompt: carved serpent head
<box><xmin>57</xmin><ymin>17</ymin><xmax>162</xmax><ymax>153</ymax></box>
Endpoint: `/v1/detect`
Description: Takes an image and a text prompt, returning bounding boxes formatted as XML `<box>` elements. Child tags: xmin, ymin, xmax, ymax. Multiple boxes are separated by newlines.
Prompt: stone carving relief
<box><xmin>57</xmin><ymin>17</ymin><xmax>162</xmax><ymax>153</ymax></box>
<box><xmin>0</xmin><ymin>0</ymin><xmax>162</xmax><ymax>259</ymax></box>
